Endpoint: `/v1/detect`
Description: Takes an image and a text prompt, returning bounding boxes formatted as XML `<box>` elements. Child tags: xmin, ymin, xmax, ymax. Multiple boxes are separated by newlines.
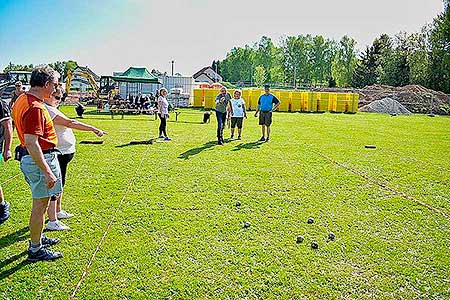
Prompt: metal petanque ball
<box><xmin>307</xmin><ymin>217</ymin><xmax>314</xmax><ymax>224</ymax></box>
<box><xmin>236</xmin><ymin>201</ymin><xmax>241</xmax><ymax>207</ymax></box>
<box><xmin>296</xmin><ymin>236</ymin><xmax>304</xmax><ymax>243</ymax></box>
<box><xmin>244</xmin><ymin>221</ymin><xmax>250</xmax><ymax>228</ymax></box>
<box><xmin>311</xmin><ymin>241</ymin><xmax>319</xmax><ymax>249</ymax></box>
<box><xmin>329</xmin><ymin>232</ymin><xmax>335</xmax><ymax>240</ymax></box>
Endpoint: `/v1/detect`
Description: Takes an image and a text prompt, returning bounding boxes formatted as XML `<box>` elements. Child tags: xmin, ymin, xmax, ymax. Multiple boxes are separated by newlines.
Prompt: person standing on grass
<box><xmin>157</xmin><ymin>88</ymin><xmax>171</xmax><ymax>141</ymax></box>
<box><xmin>0</xmin><ymin>98</ymin><xmax>13</xmax><ymax>224</ymax></box>
<box><xmin>215</xmin><ymin>87</ymin><xmax>232</xmax><ymax>145</ymax></box>
<box><xmin>9</xmin><ymin>81</ymin><xmax>24</xmax><ymax>109</ymax></box>
<box><xmin>44</xmin><ymin>85</ymin><xmax>104</xmax><ymax>231</ymax></box>
<box><xmin>229</xmin><ymin>89</ymin><xmax>246</xmax><ymax>140</ymax></box>
<box><xmin>12</xmin><ymin>65</ymin><xmax>63</xmax><ymax>261</ymax></box>
<box><xmin>254</xmin><ymin>85</ymin><xmax>280</xmax><ymax>142</ymax></box>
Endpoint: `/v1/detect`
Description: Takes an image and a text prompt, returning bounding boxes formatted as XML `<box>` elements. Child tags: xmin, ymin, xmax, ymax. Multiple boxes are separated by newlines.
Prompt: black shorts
<box><xmin>259</xmin><ymin>111</ymin><xmax>272</xmax><ymax>126</ymax></box>
<box><xmin>231</xmin><ymin>117</ymin><xmax>243</xmax><ymax>129</ymax></box>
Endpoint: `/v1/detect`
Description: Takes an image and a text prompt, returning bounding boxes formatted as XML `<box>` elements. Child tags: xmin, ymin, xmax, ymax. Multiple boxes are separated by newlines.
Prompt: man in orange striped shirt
<box><xmin>12</xmin><ymin>65</ymin><xmax>63</xmax><ymax>261</ymax></box>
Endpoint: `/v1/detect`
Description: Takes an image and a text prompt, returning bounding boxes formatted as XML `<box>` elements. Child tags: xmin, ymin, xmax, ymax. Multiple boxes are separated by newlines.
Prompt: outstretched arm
<box><xmin>53</xmin><ymin>115</ymin><xmax>104</xmax><ymax>137</ymax></box>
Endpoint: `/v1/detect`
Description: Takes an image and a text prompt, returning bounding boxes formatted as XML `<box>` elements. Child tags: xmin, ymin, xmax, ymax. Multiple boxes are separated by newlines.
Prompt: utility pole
<box><xmin>170</xmin><ymin>60</ymin><xmax>175</xmax><ymax>76</ymax></box>
<box><xmin>214</xmin><ymin>61</ymin><xmax>218</xmax><ymax>82</ymax></box>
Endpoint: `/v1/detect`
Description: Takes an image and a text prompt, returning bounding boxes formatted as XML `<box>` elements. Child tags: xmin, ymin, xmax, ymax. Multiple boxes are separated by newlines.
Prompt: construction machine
<box><xmin>65</xmin><ymin>69</ymin><xmax>118</xmax><ymax>101</ymax></box>
<box><xmin>65</xmin><ymin>68</ymin><xmax>99</xmax><ymax>95</ymax></box>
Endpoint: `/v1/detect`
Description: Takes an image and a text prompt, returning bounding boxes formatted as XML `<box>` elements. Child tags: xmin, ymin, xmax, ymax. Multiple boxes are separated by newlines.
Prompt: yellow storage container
<box><xmin>328</xmin><ymin>93</ymin><xmax>338</xmax><ymax>112</ymax></box>
<box><xmin>301</xmin><ymin>92</ymin><xmax>310</xmax><ymax>111</ymax></box>
<box><xmin>241</xmin><ymin>89</ymin><xmax>252</xmax><ymax>110</ymax></box>
<box><xmin>204</xmin><ymin>89</ymin><xmax>220</xmax><ymax>109</ymax></box>
<box><xmin>317</xmin><ymin>92</ymin><xmax>330</xmax><ymax>112</ymax></box>
<box><xmin>350</xmin><ymin>93</ymin><xmax>359</xmax><ymax>113</ymax></box>
<box><xmin>291</xmin><ymin>91</ymin><xmax>302</xmax><ymax>112</ymax></box>
<box><xmin>278</xmin><ymin>90</ymin><xmax>291</xmax><ymax>112</ymax></box>
<box><xmin>250</xmin><ymin>89</ymin><xmax>263</xmax><ymax>111</ymax></box>
<box><xmin>335</xmin><ymin>93</ymin><xmax>348</xmax><ymax>112</ymax></box>
<box><xmin>309</xmin><ymin>92</ymin><xmax>320</xmax><ymax>112</ymax></box>
<box><xmin>193</xmin><ymin>89</ymin><xmax>204</xmax><ymax>107</ymax></box>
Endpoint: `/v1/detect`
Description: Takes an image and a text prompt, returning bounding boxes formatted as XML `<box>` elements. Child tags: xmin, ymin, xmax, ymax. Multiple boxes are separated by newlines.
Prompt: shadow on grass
<box><xmin>116</xmin><ymin>139</ymin><xmax>154</xmax><ymax>148</ymax></box>
<box><xmin>232</xmin><ymin>141</ymin><xmax>264</xmax><ymax>151</ymax></box>
<box><xmin>0</xmin><ymin>227</ymin><xmax>28</xmax><ymax>251</ymax></box>
<box><xmin>0</xmin><ymin>251</ymin><xmax>31</xmax><ymax>280</ymax></box>
<box><xmin>178</xmin><ymin>141</ymin><xmax>218</xmax><ymax>160</ymax></box>
<box><xmin>168</xmin><ymin>120</ymin><xmax>204</xmax><ymax>124</ymax></box>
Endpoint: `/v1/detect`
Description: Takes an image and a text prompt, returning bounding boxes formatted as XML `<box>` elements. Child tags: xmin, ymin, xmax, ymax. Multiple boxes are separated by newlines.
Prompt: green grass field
<box><xmin>1</xmin><ymin>108</ymin><xmax>449</xmax><ymax>299</ymax></box>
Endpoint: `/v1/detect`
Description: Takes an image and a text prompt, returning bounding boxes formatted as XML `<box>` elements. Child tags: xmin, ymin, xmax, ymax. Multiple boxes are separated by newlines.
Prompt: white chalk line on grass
<box><xmin>1</xmin><ymin>173</ymin><xmax>21</xmax><ymax>186</ymax></box>
<box><xmin>303</xmin><ymin>143</ymin><xmax>450</xmax><ymax>221</ymax></box>
<box><xmin>70</xmin><ymin>145</ymin><xmax>152</xmax><ymax>300</ymax></box>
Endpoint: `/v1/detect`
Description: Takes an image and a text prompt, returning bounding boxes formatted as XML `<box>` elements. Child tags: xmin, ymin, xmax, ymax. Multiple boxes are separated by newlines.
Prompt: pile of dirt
<box><xmin>314</xmin><ymin>84</ymin><xmax>450</xmax><ymax>115</ymax></box>
<box><xmin>359</xmin><ymin>97</ymin><xmax>412</xmax><ymax>115</ymax></box>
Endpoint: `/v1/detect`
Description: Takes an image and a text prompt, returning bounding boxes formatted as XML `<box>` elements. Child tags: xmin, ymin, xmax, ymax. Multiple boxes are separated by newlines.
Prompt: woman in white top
<box><xmin>229</xmin><ymin>89</ymin><xmax>247</xmax><ymax>140</ymax></box>
<box><xmin>44</xmin><ymin>85</ymin><xmax>104</xmax><ymax>231</ymax></box>
<box><xmin>157</xmin><ymin>88</ymin><xmax>171</xmax><ymax>141</ymax></box>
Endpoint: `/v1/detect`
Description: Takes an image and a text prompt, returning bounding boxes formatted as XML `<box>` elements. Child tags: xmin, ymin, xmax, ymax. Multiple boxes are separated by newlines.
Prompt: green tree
<box><xmin>351</xmin><ymin>34</ymin><xmax>391</xmax><ymax>87</ymax></box>
<box><xmin>3</xmin><ymin>63</ymin><xmax>34</xmax><ymax>72</ymax></box>
<box><xmin>311</xmin><ymin>35</ymin><xmax>335</xmax><ymax>85</ymax></box>
<box><xmin>378</xmin><ymin>33</ymin><xmax>410</xmax><ymax>86</ymax></box>
<box><xmin>253</xmin><ymin>66</ymin><xmax>266</xmax><ymax>87</ymax></box>
<box><xmin>332</xmin><ymin>35</ymin><xmax>358</xmax><ymax>87</ymax></box>
<box><xmin>429</xmin><ymin>4</ymin><xmax>450</xmax><ymax>93</ymax></box>
<box><xmin>254</xmin><ymin>36</ymin><xmax>276</xmax><ymax>82</ymax></box>
<box><xmin>64</xmin><ymin>60</ymin><xmax>78</xmax><ymax>79</ymax></box>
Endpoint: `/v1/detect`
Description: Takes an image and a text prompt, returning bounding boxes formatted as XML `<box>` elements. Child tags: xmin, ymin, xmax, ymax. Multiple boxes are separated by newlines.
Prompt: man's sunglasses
<box><xmin>53</xmin><ymin>95</ymin><xmax>62</xmax><ymax>100</ymax></box>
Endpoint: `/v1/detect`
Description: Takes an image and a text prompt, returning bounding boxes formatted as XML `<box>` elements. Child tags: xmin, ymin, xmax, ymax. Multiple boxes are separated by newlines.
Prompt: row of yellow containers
<box><xmin>193</xmin><ymin>89</ymin><xmax>359</xmax><ymax>113</ymax></box>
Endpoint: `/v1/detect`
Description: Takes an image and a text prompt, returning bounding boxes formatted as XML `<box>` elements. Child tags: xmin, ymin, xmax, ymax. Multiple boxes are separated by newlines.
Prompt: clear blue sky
<box><xmin>0</xmin><ymin>0</ymin><xmax>444</xmax><ymax>77</ymax></box>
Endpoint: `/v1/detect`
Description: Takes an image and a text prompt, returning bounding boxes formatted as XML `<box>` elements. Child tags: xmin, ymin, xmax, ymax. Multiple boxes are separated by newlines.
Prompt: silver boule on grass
<box><xmin>328</xmin><ymin>232</ymin><xmax>335</xmax><ymax>240</ymax></box>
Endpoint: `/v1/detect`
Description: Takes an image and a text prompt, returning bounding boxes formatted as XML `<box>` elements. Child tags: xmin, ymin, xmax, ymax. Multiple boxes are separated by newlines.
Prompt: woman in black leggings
<box><xmin>157</xmin><ymin>88</ymin><xmax>171</xmax><ymax>141</ymax></box>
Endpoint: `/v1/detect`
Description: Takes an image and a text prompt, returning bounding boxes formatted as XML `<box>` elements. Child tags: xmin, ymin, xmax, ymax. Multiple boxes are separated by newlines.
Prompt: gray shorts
<box><xmin>20</xmin><ymin>153</ymin><xmax>63</xmax><ymax>200</ymax></box>
<box><xmin>259</xmin><ymin>111</ymin><xmax>273</xmax><ymax>126</ymax></box>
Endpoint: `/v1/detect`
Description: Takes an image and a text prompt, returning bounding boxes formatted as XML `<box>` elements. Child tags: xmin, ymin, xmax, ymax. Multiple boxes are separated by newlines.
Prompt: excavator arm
<box><xmin>65</xmin><ymin>69</ymin><xmax>99</xmax><ymax>94</ymax></box>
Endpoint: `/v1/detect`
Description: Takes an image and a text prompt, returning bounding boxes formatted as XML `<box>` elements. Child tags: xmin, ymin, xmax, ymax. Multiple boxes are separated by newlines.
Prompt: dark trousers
<box><xmin>57</xmin><ymin>153</ymin><xmax>74</xmax><ymax>187</ymax></box>
<box><xmin>215</xmin><ymin>111</ymin><xmax>227</xmax><ymax>140</ymax></box>
<box><xmin>158</xmin><ymin>114</ymin><xmax>167</xmax><ymax>136</ymax></box>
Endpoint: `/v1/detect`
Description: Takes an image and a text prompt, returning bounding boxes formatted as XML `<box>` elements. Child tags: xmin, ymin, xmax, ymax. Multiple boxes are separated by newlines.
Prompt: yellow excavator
<box><xmin>65</xmin><ymin>69</ymin><xmax>118</xmax><ymax>100</ymax></box>
<box><xmin>65</xmin><ymin>68</ymin><xmax>98</xmax><ymax>95</ymax></box>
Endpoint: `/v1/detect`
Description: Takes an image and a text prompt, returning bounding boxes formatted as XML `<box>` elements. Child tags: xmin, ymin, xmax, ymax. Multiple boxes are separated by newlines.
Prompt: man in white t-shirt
<box><xmin>229</xmin><ymin>89</ymin><xmax>247</xmax><ymax>140</ymax></box>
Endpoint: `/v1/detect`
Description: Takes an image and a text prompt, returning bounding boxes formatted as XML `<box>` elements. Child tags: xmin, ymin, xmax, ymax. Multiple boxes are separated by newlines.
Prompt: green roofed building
<box><xmin>113</xmin><ymin>67</ymin><xmax>161</xmax><ymax>99</ymax></box>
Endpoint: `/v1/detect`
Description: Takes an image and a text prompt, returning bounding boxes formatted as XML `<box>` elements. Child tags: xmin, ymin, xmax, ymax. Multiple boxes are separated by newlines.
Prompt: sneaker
<box><xmin>57</xmin><ymin>210</ymin><xmax>74</xmax><ymax>219</ymax></box>
<box><xmin>164</xmin><ymin>137</ymin><xmax>171</xmax><ymax>141</ymax></box>
<box><xmin>0</xmin><ymin>201</ymin><xmax>11</xmax><ymax>224</ymax></box>
<box><xmin>158</xmin><ymin>135</ymin><xmax>164</xmax><ymax>138</ymax></box>
<box><xmin>46</xmin><ymin>220</ymin><xmax>70</xmax><ymax>231</ymax></box>
<box><xmin>28</xmin><ymin>246</ymin><xmax>63</xmax><ymax>262</ymax></box>
<box><xmin>217</xmin><ymin>140</ymin><xmax>224</xmax><ymax>146</ymax></box>
<box><xmin>259</xmin><ymin>136</ymin><xmax>266</xmax><ymax>142</ymax></box>
<box><xmin>230</xmin><ymin>135</ymin><xmax>234</xmax><ymax>139</ymax></box>
<box><xmin>266</xmin><ymin>137</ymin><xmax>270</xmax><ymax>142</ymax></box>
<box><xmin>41</xmin><ymin>234</ymin><xmax>61</xmax><ymax>247</ymax></box>
<box><xmin>237</xmin><ymin>136</ymin><xmax>241</xmax><ymax>140</ymax></box>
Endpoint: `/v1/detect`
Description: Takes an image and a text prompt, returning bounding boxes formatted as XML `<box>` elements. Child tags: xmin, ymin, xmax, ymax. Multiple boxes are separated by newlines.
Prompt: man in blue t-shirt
<box><xmin>254</xmin><ymin>85</ymin><xmax>280</xmax><ymax>142</ymax></box>
<box><xmin>0</xmin><ymin>99</ymin><xmax>13</xmax><ymax>224</ymax></box>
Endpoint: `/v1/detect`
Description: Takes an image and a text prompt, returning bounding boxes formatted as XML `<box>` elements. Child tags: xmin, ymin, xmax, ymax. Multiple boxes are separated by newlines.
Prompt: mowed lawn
<box><xmin>0</xmin><ymin>107</ymin><xmax>449</xmax><ymax>299</ymax></box>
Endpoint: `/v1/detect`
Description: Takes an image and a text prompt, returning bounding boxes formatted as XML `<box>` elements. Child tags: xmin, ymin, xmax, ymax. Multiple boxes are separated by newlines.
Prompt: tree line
<box><xmin>217</xmin><ymin>5</ymin><xmax>450</xmax><ymax>93</ymax></box>
<box><xmin>3</xmin><ymin>60</ymin><xmax>78</xmax><ymax>82</ymax></box>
